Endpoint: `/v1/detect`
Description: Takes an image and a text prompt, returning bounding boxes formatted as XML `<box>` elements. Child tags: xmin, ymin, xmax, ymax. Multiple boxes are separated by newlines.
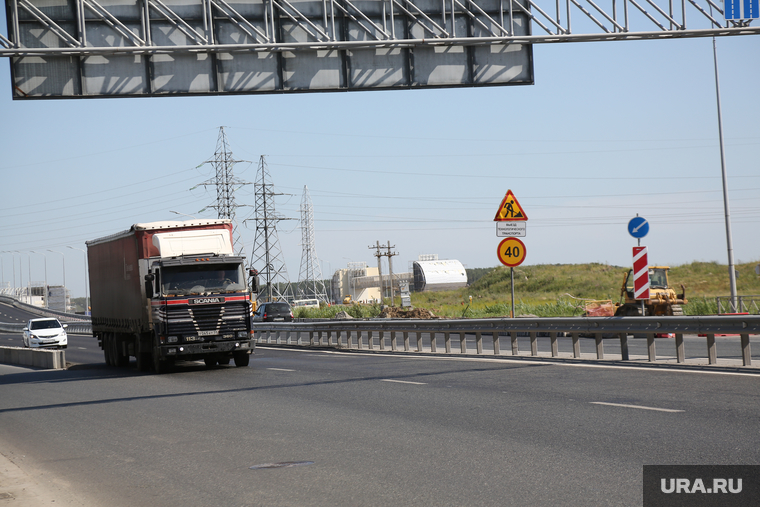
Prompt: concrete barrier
<box><xmin>0</xmin><ymin>346</ymin><xmax>66</xmax><ymax>370</ymax></box>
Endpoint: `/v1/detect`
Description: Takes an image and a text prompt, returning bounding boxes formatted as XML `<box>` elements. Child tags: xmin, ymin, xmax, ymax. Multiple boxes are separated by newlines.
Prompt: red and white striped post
<box><xmin>633</xmin><ymin>247</ymin><xmax>650</xmax><ymax>316</ymax></box>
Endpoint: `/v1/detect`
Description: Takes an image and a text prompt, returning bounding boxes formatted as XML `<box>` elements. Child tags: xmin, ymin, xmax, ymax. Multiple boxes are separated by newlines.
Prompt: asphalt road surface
<box><xmin>2</xmin><ymin>343</ymin><xmax>760</xmax><ymax>506</ymax></box>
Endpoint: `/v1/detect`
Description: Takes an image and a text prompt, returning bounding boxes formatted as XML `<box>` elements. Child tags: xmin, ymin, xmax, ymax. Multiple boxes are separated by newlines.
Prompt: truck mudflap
<box><xmin>158</xmin><ymin>339</ymin><xmax>255</xmax><ymax>360</ymax></box>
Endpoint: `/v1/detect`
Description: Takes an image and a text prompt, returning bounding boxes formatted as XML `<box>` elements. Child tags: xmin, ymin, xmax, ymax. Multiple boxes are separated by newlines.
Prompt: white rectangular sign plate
<box><xmin>497</xmin><ymin>222</ymin><xmax>526</xmax><ymax>237</ymax></box>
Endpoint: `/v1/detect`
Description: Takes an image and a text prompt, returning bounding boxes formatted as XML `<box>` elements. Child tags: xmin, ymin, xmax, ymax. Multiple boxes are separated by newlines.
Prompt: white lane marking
<box><xmin>380</xmin><ymin>379</ymin><xmax>427</xmax><ymax>385</ymax></box>
<box><xmin>77</xmin><ymin>347</ymin><xmax>87</xmax><ymax>350</ymax></box>
<box><xmin>267</xmin><ymin>368</ymin><xmax>296</xmax><ymax>372</ymax></box>
<box><xmin>590</xmin><ymin>402</ymin><xmax>684</xmax><ymax>413</ymax></box>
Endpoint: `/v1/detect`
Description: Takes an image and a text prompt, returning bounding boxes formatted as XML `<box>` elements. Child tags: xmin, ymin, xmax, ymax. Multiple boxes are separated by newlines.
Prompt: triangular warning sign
<box><xmin>494</xmin><ymin>190</ymin><xmax>528</xmax><ymax>221</ymax></box>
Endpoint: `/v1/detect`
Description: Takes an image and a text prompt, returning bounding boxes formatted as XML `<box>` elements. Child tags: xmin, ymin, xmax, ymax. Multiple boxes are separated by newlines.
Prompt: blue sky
<box><xmin>1</xmin><ymin>23</ymin><xmax>759</xmax><ymax>299</ymax></box>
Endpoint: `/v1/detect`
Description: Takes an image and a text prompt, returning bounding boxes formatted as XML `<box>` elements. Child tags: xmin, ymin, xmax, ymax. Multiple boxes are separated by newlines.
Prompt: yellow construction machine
<box><xmin>615</xmin><ymin>266</ymin><xmax>687</xmax><ymax>316</ymax></box>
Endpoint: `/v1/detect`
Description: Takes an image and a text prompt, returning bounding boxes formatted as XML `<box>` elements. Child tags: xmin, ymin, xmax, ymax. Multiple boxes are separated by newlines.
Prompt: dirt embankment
<box><xmin>379</xmin><ymin>307</ymin><xmax>437</xmax><ymax>319</ymax></box>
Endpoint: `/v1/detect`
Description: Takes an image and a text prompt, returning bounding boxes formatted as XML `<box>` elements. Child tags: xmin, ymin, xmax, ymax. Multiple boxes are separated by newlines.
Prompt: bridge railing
<box><xmin>0</xmin><ymin>295</ymin><xmax>92</xmax><ymax>334</ymax></box>
<box><xmin>254</xmin><ymin>315</ymin><xmax>760</xmax><ymax>368</ymax></box>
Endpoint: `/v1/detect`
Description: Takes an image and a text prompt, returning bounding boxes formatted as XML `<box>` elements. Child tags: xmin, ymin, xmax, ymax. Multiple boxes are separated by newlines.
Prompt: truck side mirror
<box><xmin>250</xmin><ymin>275</ymin><xmax>259</xmax><ymax>293</ymax></box>
<box><xmin>145</xmin><ymin>273</ymin><xmax>155</xmax><ymax>298</ymax></box>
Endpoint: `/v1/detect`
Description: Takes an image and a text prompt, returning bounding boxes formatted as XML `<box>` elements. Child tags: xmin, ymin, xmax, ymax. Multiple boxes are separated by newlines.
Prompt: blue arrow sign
<box><xmin>628</xmin><ymin>216</ymin><xmax>649</xmax><ymax>239</ymax></box>
<box><xmin>726</xmin><ymin>0</ymin><xmax>758</xmax><ymax>19</ymax></box>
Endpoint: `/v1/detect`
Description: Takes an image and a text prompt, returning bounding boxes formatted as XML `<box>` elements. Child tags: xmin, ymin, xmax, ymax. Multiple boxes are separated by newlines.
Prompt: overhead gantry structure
<box><xmin>1</xmin><ymin>0</ymin><xmax>756</xmax><ymax>97</ymax></box>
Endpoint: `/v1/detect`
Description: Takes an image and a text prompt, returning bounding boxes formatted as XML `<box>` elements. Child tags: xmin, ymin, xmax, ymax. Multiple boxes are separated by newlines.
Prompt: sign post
<box><xmin>494</xmin><ymin>190</ymin><xmax>528</xmax><ymax>318</ymax></box>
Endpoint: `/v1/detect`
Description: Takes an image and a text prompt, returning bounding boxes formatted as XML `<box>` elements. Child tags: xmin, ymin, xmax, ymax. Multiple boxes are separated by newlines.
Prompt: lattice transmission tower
<box><xmin>249</xmin><ymin>155</ymin><xmax>293</xmax><ymax>303</ymax></box>
<box><xmin>297</xmin><ymin>186</ymin><xmax>328</xmax><ymax>303</ymax></box>
<box><xmin>197</xmin><ymin>126</ymin><xmax>249</xmax><ymax>255</ymax></box>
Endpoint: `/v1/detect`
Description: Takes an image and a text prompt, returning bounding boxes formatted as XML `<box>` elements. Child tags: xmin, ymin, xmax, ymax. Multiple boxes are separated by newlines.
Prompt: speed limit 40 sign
<box><xmin>497</xmin><ymin>237</ymin><xmax>526</xmax><ymax>267</ymax></box>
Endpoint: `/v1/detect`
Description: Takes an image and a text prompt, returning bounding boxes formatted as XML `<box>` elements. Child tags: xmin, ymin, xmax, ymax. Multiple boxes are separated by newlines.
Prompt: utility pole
<box><xmin>369</xmin><ymin>241</ymin><xmax>398</xmax><ymax>306</ymax></box>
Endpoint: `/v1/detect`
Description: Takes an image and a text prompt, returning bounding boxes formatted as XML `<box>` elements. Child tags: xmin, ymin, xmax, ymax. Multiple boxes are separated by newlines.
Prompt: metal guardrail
<box><xmin>254</xmin><ymin>315</ymin><xmax>760</xmax><ymax>368</ymax></box>
<box><xmin>717</xmin><ymin>296</ymin><xmax>760</xmax><ymax>315</ymax></box>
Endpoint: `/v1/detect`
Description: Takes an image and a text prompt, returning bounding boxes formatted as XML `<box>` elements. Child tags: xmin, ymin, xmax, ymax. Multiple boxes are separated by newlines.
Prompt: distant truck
<box><xmin>87</xmin><ymin>219</ymin><xmax>255</xmax><ymax>373</ymax></box>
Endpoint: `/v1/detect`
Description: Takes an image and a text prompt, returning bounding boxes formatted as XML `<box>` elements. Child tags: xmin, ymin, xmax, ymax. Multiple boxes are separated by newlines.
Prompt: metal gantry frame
<box><xmin>1</xmin><ymin>0</ymin><xmax>757</xmax><ymax>58</ymax></box>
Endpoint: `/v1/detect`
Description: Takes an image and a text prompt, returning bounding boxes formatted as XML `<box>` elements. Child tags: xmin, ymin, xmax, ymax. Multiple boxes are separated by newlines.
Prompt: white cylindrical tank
<box><xmin>412</xmin><ymin>260</ymin><xmax>467</xmax><ymax>292</ymax></box>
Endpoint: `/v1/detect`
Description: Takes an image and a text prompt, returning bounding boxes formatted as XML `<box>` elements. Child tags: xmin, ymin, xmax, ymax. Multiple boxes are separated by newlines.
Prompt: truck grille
<box><xmin>158</xmin><ymin>301</ymin><xmax>249</xmax><ymax>337</ymax></box>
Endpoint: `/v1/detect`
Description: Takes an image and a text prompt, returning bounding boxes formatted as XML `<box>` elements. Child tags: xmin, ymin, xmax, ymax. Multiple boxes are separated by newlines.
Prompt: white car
<box><xmin>23</xmin><ymin>318</ymin><xmax>68</xmax><ymax>349</ymax></box>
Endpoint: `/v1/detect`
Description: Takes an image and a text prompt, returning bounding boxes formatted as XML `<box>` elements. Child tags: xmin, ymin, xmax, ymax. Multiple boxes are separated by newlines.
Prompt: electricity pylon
<box><xmin>248</xmin><ymin>155</ymin><xmax>293</xmax><ymax>303</ymax></box>
<box><xmin>297</xmin><ymin>186</ymin><xmax>328</xmax><ymax>303</ymax></box>
<box><xmin>196</xmin><ymin>127</ymin><xmax>249</xmax><ymax>255</ymax></box>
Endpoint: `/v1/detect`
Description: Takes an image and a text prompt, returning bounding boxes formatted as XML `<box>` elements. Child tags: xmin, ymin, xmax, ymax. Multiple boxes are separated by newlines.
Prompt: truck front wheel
<box><xmin>233</xmin><ymin>351</ymin><xmax>250</xmax><ymax>367</ymax></box>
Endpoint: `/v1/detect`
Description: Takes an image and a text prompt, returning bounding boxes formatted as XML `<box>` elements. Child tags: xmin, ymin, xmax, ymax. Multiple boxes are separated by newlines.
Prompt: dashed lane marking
<box><xmin>590</xmin><ymin>402</ymin><xmax>684</xmax><ymax>413</ymax></box>
<box><xmin>380</xmin><ymin>379</ymin><xmax>427</xmax><ymax>385</ymax></box>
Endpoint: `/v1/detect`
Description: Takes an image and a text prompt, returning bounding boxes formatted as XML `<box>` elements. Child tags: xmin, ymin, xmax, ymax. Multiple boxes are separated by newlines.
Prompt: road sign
<box><xmin>497</xmin><ymin>238</ymin><xmax>527</xmax><ymax>267</ymax></box>
<box><xmin>496</xmin><ymin>222</ymin><xmax>526</xmax><ymax>237</ymax></box>
<box><xmin>628</xmin><ymin>216</ymin><xmax>649</xmax><ymax>239</ymax></box>
<box><xmin>725</xmin><ymin>0</ymin><xmax>759</xmax><ymax>19</ymax></box>
<box><xmin>633</xmin><ymin>246</ymin><xmax>650</xmax><ymax>300</ymax></box>
<box><xmin>494</xmin><ymin>190</ymin><xmax>528</xmax><ymax>221</ymax></box>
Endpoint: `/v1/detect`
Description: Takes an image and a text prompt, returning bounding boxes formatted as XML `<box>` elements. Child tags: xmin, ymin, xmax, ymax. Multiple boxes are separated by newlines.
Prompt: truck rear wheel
<box><xmin>112</xmin><ymin>336</ymin><xmax>129</xmax><ymax>367</ymax></box>
<box><xmin>103</xmin><ymin>334</ymin><xmax>113</xmax><ymax>366</ymax></box>
<box><xmin>233</xmin><ymin>351</ymin><xmax>250</xmax><ymax>367</ymax></box>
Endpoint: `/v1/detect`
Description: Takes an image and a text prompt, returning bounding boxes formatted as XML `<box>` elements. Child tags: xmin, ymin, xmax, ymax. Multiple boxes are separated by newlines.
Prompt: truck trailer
<box><xmin>87</xmin><ymin>219</ymin><xmax>255</xmax><ymax>373</ymax></box>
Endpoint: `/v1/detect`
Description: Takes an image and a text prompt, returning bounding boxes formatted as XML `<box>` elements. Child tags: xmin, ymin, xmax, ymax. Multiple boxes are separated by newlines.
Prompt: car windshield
<box><xmin>30</xmin><ymin>319</ymin><xmax>61</xmax><ymax>330</ymax></box>
<box><xmin>161</xmin><ymin>264</ymin><xmax>246</xmax><ymax>295</ymax></box>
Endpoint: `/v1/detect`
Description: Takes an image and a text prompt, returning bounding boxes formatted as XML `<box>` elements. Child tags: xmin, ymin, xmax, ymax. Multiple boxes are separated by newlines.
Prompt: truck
<box><xmin>87</xmin><ymin>219</ymin><xmax>255</xmax><ymax>373</ymax></box>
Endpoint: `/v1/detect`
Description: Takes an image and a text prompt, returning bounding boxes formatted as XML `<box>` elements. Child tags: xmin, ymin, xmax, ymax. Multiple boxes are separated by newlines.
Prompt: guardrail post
<box><xmin>355</xmin><ymin>330</ymin><xmax>362</xmax><ymax>349</ymax></box>
<box><xmin>430</xmin><ymin>332</ymin><xmax>437</xmax><ymax>353</ymax></box>
<box><xmin>403</xmin><ymin>331</ymin><xmax>410</xmax><ymax>352</ymax></box>
<box><xmin>416</xmin><ymin>332</ymin><xmax>422</xmax><ymax>352</ymax></box>
<box><xmin>444</xmin><ymin>332</ymin><xmax>451</xmax><ymax>353</ymax></box>
<box><xmin>550</xmin><ymin>332</ymin><xmax>558</xmax><ymax>357</ymax></box>
<box><xmin>647</xmin><ymin>333</ymin><xmax>656</xmax><ymax>362</ymax></box>
<box><xmin>572</xmin><ymin>332</ymin><xmax>580</xmax><ymax>358</ymax></box>
<box><xmin>595</xmin><ymin>333</ymin><xmax>604</xmax><ymax>360</ymax></box>
<box><xmin>391</xmin><ymin>331</ymin><xmax>397</xmax><ymax>351</ymax></box>
<box><xmin>493</xmin><ymin>331</ymin><xmax>500</xmax><ymax>355</ymax></box>
<box><xmin>529</xmin><ymin>332</ymin><xmax>537</xmax><ymax>356</ymax></box>
<box><xmin>459</xmin><ymin>332</ymin><xmax>466</xmax><ymax>354</ymax></box>
<box><xmin>706</xmin><ymin>333</ymin><xmax>717</xmax><ymax>365</ymax></box>
<box><xmin>309</xmin><ymin>331</ymin><xmax>314</xmax><ymax>346</ymax></box>
<box><xmin>317</xmin><ymin>331</ymin><xmax>323</xmax><ymax>346</ymax></box>
<box><xmin>295</xmin><ymin>330</ymin><xmax>300</xmax><ymax>345</ymax></box>
<box><xmin>510</xmin><ymin>331</ymin><xmax>518</xmax><ymax>355</ymax></box>
<box><xmin>475</xmin><ymin>332</ymin><xmax>482</xmax><ymax>354</ymax></box>
<box><xmin>327</xmin><ymin>331</ymin><xmax>333</xmax><ymax>346</ymax></box>
<box><xmin>367</xmin><ymin>331</ymin><xmax>373</xmax><ymax>350</ymax></box>
<box><xmin>379</xmin><ymin>330</ymin><xmax>385</xmax><ymax>350</ymax></box>
<box><xmin>675</xmin><ymin>333</ymin><xmax>684</xmax><ymax>363</ymax></box>
<box><xmin>619</xmin><ymin>333</ymin><xmax>629</xmax><ymax>361</ymax></box>
<box><xmin>741</xmin><ymin>333</ymin><xmax>751</xmax><ymax>366</ymax></box>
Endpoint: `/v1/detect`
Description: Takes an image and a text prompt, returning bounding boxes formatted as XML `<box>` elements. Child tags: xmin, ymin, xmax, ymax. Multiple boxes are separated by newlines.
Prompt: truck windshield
<box><xmin>161</xmin><ymin>264</ymin><xmax>246</xmax><ymax>295</ymax></box>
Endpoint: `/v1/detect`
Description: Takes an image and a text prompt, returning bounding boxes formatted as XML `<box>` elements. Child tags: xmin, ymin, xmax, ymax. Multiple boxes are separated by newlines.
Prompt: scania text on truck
<box><xmin>86</xmin><ymin>219</ymin><xmax>255</xmax><ymax>373</ymax></box>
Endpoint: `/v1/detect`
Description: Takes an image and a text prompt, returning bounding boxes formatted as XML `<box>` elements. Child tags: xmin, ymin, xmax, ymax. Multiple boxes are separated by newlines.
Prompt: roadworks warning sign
<box><xmin>494</xmin><ymin>190</ymin><xmax>528</xmax><ymax>221</ymax></box>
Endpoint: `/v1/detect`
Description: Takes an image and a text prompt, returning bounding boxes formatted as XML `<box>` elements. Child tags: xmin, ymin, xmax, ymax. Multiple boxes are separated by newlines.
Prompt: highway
<box><xmin>1</xmin><ymin>303</ymin><xmax>759</xmax><ymax>506</ymax></box>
